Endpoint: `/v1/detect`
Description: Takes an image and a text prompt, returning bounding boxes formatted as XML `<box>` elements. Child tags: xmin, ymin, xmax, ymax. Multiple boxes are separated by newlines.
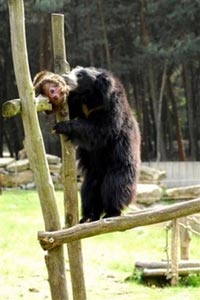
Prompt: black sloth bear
<box><xmin>53</xmin><ymin>66</ymin><xmax>141</xmax><ymax>223</ymax></box>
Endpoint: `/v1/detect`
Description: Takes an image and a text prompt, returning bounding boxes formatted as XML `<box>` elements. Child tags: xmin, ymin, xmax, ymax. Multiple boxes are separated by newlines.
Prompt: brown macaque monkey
<box><xmin>33</xmin><ymin>71</ymin><xmax>69</xmax><ymax>116</ymax></box>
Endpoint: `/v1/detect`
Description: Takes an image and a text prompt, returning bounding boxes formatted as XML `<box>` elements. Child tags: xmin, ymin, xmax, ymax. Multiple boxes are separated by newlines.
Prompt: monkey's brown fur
<box><xmin>33</xmin><ymin>71</ymin><xmax>69</xmax><ymax>115</ymax></box>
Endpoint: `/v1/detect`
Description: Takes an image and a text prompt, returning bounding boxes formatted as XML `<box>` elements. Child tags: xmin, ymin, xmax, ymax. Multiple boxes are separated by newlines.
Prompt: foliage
<box><xmin>32</xmin><ymin>0</ymin><xmax>66</xmax><ymax>12</ymax></box>
<box><xmin>1</xmin><ymin>0</ymin><xmax>200</xmax><ymax>160</ymax></box>
<box><xmin>128</xmin><ymin>269</ymin><xmax>200</xmax><ymax>288</ymax></box>
<box><xmin>126</xmin><ymin>268</ymin><xmax>144</xmax><ymax>284</ymax></box>
<box><xmin>0</xmin><ymin>0</ymin><xmax>6</xmax><ymax>11</ymax></box>
<box><xmin>180</xmin><ymin>274</ymin><xmax>200</xmax><ymax>287</ymax></box>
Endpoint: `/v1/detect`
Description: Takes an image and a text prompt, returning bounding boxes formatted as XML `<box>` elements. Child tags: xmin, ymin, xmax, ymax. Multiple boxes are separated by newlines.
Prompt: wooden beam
<box><xmin>2</xmin><ymin>95</ymin><xmax>52</xmax><ymax>117</ymax></box>
<box><xmin>38</xmin><ymin>197</ymin><xmax>200</xmax><ymax>250</ymax></box>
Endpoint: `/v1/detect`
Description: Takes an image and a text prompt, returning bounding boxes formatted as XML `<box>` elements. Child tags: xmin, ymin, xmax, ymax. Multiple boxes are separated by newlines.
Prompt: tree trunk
<box><xmin>182</xmin><ymin>63</ymin><xmax>197</xmax><ymax>160</ymax></box>
<box><xmin>139</xmin><ymin>0</ymin><xmax>166</xmax><ymax>160</ymax></box>
<box><xmin>166</xmin><ymin>75</ymin><xmax>186</xmax><ymax>161</ymax></box>
<box><xmin>156</xmin><ymin>62</ymin><xmax>167</xmax><ymax>161</ymax></box>
<box><xmin>85</xmin><ymin>0</ymin><xmax>95</xmax><ymax>65</ymax></box>
<box><xmin>97</xmin><ymin>0</ymin><xmax>111</xmax><ymax>69</ymax></box>
<box><xmin>0</xmin><ymin>105</ymin><xmax>4</xmax><ymax>156</ymax></box>
<box><xmin>39</xmin><ymin>14</ymin><xmax>53</xmax><ymax>71</ymax></box>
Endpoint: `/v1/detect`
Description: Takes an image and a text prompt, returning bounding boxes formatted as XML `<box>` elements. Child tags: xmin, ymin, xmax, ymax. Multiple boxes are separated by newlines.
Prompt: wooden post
<box><xmin>7</xmin><ymin>1</ymin><xmax>68</xmax><ymax>300</ymax></box>
<box><xmin>51</xmin><ymin>14</ymin><xmax>87</xmax><ymax>300</ymax></box>
<box><xmin>180</xmin><ymin>217</ymin><xmax>191</xmax><ymax>260</ymax></box>
<box><xmin>171</xmin><ymin>219</ymin><xmax>179</xmax><ymax>286</ymax></box>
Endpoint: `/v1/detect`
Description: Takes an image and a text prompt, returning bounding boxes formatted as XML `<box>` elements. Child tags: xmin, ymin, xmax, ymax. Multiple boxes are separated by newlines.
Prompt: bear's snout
<box><xmin>62</xmin><ymin>73</ymin><xmax>78</xmax><ymax>91</ymax></box>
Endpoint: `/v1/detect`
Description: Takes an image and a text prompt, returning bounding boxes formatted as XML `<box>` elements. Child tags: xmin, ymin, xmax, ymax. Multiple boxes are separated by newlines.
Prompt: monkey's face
<box><xmin>42</xmin><ymin>82</ymin><xmax>65</xmax><ymax>107</ymax></box>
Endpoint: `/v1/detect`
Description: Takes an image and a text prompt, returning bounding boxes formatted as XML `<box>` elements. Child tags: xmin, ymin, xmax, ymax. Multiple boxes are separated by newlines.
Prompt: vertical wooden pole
<box><xmin>180</xmin><ymin>217</ymin><xmax>191</xmax><ymax>260</ymax></box>
<box><xmin>171</xmin><ymin>219</ymin><xmax>179</xmax><ymax>286</ymax></box>
<box><xmin>51</xmin><ymin>14</ymin><xmax>87</xmax><ymax>300</ymax></box>
<box><xmin>7</xmin><ymin>1</ymin><xmax>69</xmax><ymax>300</ymax></box>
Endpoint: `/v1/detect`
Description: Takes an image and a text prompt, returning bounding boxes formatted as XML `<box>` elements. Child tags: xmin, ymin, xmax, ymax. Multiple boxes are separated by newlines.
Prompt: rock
<box><xmin>18</xmin><ymin>148</ymin><xmax>27</xmax><ymax>159</ymax></box>
<box><xmin>0</xmin><ymin>157</ymin><xmax>15</xmax><ymax>168</ymax></box>
<box><xmin>51</xmin><ymin>174</ymin><xmax>63</xmax><ymax>190</ymax></box>
<box><xmin>137</xmin><ymin>184</ymin><xmax>163</xmax><ymax>205</ymax></box>
<box><xmin>25</xmin><ymin>182</ymin><xmax>36</xmax><ymax>190</ymax></box>
<box><xmin>49</xmin><ymin>163</ymin><xmax>62</xmax><ymax>174</ymax></box>
<box><xmin>166</xmin><ymin>185</ymin><xmax>200</xmax><ymax>200</ymax></box>
<box><xmin>6</xmin><ymin>159</ymin><xmax>29</xmax><ymax>172</ymax></box>
<box><xmin>0</xmin><ymin>170</ymin><xmax>34</xmax><ymax>187</ymax></box>
<box><xmin>0</xmin><ymin>154</ymin><xmax>63</xmax><ymax>188</ymax></box>
<box><xmin>139</xmin><ymin>165</ymin><xmax>166</xmax><ymax>184</ymax></box>
<box><xmin>46</xmin><ymin>154</ymin><xmax>61</xmax><ymax>165</ymax></box>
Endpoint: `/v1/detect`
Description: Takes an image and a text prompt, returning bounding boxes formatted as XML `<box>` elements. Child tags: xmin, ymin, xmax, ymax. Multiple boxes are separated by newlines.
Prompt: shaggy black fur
<box><xmin>53</xmin><ymin>67</ymin><xmax>141</xmax><ymax>222</ymax></box>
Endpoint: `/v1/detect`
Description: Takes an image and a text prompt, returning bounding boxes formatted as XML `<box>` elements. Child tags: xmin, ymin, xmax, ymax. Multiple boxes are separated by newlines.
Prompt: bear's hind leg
<box><xmin>80</xmin><ymin>174</ymin><xmax>103</xmax><ymax>223</ymax></box>
<box><xmin>101</xmin><ymin>170</ymin><xmax>135</xmax><ymax>219</ymax></box>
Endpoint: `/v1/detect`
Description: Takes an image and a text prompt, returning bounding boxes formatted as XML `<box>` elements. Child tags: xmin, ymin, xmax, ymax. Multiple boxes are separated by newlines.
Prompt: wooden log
<box><xmin>38</xmin><ymin>197</ymin><xmax>200</xmax><ymax>250</ymax></box>
<box><xmin>2</xmin><ymin>98</ymin><xmax>21</xmax><ymax>117</ymax></box>
<box><xmin>2</xmin><ymin>95</ymin><xmax>52</xmax><ymax>118</ymax></box>
<box><xmin>135</xmin><ymin>260</ymin><xmax>200</xmax><ymax>269</ymax></box>
<box><xmin>51</xmin><ymin>14</ymin><xmax>87</xmax><ymax>300</ymax></box>
<box><xmin>143</xmin><ymin>267</ymin><xmax>200</xmax><ymax>277</ymax></box>
<box><xmin>7</xmin><ymin>1</ymin><xmax>68</xmax><ymax>300</ymax></box>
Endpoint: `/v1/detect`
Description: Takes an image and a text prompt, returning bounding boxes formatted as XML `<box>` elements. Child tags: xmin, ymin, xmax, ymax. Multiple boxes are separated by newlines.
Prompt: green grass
<box><xmin>0</xmin><ymin>190</ymin><xmax>200</xmax><ymax>300</ymax></box>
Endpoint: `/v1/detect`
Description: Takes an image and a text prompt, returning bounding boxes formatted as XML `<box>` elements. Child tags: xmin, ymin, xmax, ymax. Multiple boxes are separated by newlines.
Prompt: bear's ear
<box><xmin>94</xmin><ymin>72</ymin><xmax>111</xmax><ymax>93</ymax></box>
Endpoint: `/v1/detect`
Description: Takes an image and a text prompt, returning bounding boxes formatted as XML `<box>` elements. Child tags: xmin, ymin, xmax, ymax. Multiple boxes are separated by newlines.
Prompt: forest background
<box><xmin>0</xmin><ymin>0</ymin><xmax>200</xmax><ymax>162</ymax></box>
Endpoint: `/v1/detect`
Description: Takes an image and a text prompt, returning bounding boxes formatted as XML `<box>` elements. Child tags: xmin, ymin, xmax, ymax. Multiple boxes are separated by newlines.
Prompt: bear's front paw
<box><xmin>52</xmin><ymin>121</ymin><xmax>72</xmax><ymax>137</ymax></box>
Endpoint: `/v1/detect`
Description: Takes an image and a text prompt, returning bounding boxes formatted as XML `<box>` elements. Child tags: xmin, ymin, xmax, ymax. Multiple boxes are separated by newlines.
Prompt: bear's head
<box><xmin>63</xmin><ymin>66</ymin><xmax>113</xmax><ymax>96</ymax></box>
